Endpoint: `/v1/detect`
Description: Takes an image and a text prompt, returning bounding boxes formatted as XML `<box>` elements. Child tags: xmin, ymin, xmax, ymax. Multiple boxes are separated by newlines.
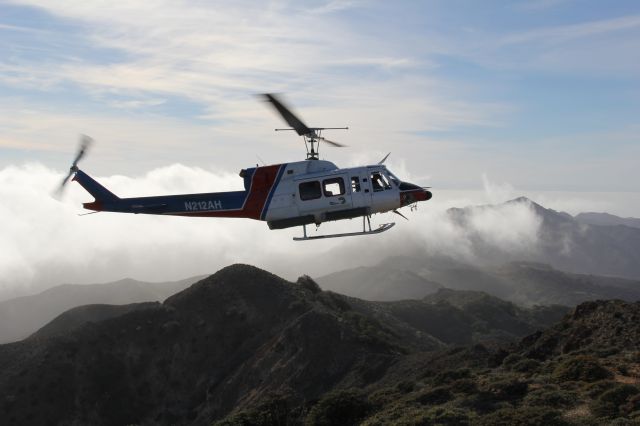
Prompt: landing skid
<box><xmin>293</xmin><ymin>216</ymin><xmax>395</xmax><ymax>241</ymax></box>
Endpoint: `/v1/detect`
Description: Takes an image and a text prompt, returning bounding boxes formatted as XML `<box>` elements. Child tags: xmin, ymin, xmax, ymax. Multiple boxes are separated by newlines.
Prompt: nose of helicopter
<box><xmin>399</xmin><ymin>182</ymin><xmax>432</xmax><ymax>207</ymax></box>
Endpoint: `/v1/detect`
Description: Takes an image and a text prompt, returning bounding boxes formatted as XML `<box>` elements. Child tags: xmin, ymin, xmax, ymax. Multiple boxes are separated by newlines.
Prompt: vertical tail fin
<box><xmin>72</xmin><ymin>169</ymin><xmax>119</xmax><ymax>210</ymax></box>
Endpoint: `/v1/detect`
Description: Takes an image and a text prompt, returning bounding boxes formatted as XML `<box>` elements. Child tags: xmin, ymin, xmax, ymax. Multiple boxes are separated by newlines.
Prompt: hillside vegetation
<box><xmin>0</xmin><ymin>265</ymin><xmax>638</xmax><ymax>425</ymax></box>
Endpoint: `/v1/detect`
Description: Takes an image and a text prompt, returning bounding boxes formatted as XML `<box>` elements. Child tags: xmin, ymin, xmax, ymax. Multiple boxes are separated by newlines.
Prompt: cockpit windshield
<box><xmin>385</xmin><ymin>169</ymin><xmax>401</xmax><ymax>187</ymax></box>
<box><xmin>370</xmin><ymin>170</ymin><xmax>392</xmax><ymax>191</ymax></box>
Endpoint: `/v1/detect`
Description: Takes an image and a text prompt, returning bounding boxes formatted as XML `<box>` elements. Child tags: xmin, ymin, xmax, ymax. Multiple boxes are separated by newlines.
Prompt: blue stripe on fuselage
<box><xmin>260</xmin><ymin>164</ymin><xmax>286</xmax><ymax>220</ymax></box>
<box><xmin>107</xmin><ymin>191</ymin><xmax>248</xmax><ymax>214</ymax></box>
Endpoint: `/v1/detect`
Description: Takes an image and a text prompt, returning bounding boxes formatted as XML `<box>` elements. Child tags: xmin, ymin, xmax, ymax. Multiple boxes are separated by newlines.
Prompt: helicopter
<box><xmin>58</xmin><ymin>94</ymin><xmax>432</xmax><ymax>241</ymax></box>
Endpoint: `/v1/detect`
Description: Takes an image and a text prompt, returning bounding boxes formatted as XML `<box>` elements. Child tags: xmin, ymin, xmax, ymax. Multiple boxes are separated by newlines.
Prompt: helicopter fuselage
<box><xmin>73</xmin><ymin>159</ymin><xmax>431</xmax><ymax>230</ymax></box>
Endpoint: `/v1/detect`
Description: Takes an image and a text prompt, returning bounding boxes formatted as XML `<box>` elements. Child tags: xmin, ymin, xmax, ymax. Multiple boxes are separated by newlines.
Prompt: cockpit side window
<box><xmin>371</xmin><ymin>171</ymin><xmax>391</xmax><ymax>191</ymax></box>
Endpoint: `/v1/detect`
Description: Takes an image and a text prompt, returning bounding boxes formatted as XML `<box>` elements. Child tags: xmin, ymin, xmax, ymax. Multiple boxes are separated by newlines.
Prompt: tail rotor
<box><xmin>55</xmin><ymin>134</ymin><xmax>93</xmax><ymax>197</ymax></box>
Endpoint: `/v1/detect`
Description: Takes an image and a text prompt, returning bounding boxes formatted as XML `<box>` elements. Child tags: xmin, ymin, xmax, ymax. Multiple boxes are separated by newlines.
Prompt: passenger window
<box><xmin>371</xmin><ymin>172</ymin><xmax>391</xmax><ymax>192</ymax></box>
<box><xmin>323</xmin><ymin>177</ymin><xmax>345</xmax><ymax>197</ymax></box>
<box><xmin>351</xmin><ymin>177</ymin><xmax>361</xmax><ymax>193</ymax></box>
<box><xmin>299</xmin><ymin>181</ymin><xmax>321</xmax><ymax>201</ymax></box>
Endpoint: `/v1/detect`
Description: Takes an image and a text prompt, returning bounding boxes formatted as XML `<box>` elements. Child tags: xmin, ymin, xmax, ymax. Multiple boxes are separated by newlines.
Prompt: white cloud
<box><xmin>467</xmin><ymin>201</ymin><xmax>541</xmax><ymax>253</ymax></box>
<box><xmin>482</xmin><ymin>173</ymin><xmax>516</xmax><ymax>204</ymax></box>
<box><xmin>430</xmin><ymin>11</ymin><xmax>640</xmax><ymax>76</ymax></box>
<box><xmin>0</xmin><ymin>162</ymin><xmax>319</xmax><ymax>298</ymax></box>
<box><xmin>0</xmin><ymin>0</ymin><xmax>510</xmax><ymax>199</ymax></box>
<box><xmin>3</xmin><ymin>0</ymin><xmax>500</xmax><ymax>130</ymax></box>
<box><xmin>1</xmin><ymin>160</ymin><xmax>637</xmax><ymax>300</ymax></box>
<box><xmin>501</xmin><ymin>14</ymin><xmax>640</xmax><ymax>45</ymax></box>
<box><xmin>0</xmin><ymin>161</ymin><xmax>557</xmax><ymax>299</ymax></box>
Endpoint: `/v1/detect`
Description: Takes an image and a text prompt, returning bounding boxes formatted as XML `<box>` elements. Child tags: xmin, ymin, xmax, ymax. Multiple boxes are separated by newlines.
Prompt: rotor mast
<box><xmin>275</xmin><ymin>127</ymin><xmax>348</xmax><ymax>160</ymax></box>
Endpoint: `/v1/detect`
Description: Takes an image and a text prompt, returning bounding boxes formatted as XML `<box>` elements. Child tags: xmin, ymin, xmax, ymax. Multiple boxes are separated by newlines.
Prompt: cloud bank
<box><xmin>2</xmin><ymin>159</ymin><xmax>637</xmax><ymax>300</ymax></box>
<box><xmin>0</xmin><ymin>162</ymin><xmax>561</xmax><ymax>300</ymax></box>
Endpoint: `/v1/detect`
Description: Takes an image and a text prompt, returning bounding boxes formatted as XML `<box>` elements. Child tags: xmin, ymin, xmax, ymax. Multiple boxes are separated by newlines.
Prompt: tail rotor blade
<box><xmin>55</xmin><ymin>134</ymin><xmax>94</xmax><ymax>198</ymax></box>
<box><xmin>54</xmin><ymin>171</ymin><xmax>74</xmax><ymax>198</ymax></box>
<box><xmin>73</xmin><ymin>134</ymin><xmax>93</xmax><ymax>168</ymax></box>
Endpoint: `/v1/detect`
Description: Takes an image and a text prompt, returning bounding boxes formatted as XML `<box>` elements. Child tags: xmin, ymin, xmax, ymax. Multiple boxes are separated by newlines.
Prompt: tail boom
<box><xmin>72</xmin><ymin>164</ymin><xmax>286</xmax><ymax>221</ymax></box>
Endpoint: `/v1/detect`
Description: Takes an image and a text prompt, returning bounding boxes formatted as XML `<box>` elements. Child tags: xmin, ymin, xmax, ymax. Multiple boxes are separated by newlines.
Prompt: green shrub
<box><xmin>449</xmin><ymin>378</ymin><xmax>477</xmax><ymax>394</ymax></box>
<box><xmin>501</xmin><ymin>354</ymin><xmax>523</xmax><ymax>368</ymax></box>
<box><xmin>395</xmin><ymin>380</ymin><xmax>416</xmax><ymax>393</ymax></box>
<box><xmin>434</xmin><ymin>368</ymin><xmax>471</xmax><ymax>385</ymax></box>
<box><xmin>583</xmin><ymin>380</ymin><xmax>618</xmax><ymax>398</ymax></box>
<box><xmin>360</xmin><ymin>404</ymin><xmax>429</xmax><ymax>426</ymax></box>
<box><xmin>305</xmin><ymin>389</ymin><xmax>371</xmax><ymax>426</ymax></box>
<box><xmin>608</xmin><ymin>418</ymin><xmax>636</xmax><ymax>426</ymax></box>
<box><xmin>484</xmin><ymin>378</ymin><xmax>529</xmax><ymax>402</ymax></box>
<box><xmin>552</xmin><ymin>355</ymin><xmax>612</xmax><ymax>383</ymax></box>
<box><xmin>423</xmin><ymin>406</ymin><xmax>470</xmax><ymax>425</ymax></box>
<box><xmin>594</xmin><ymin>347</ymin><xmax>619</xmax><ymax>358</ymax></box>
<box><xmin>524</xmin><ymin>387</ymin><xmax>578</xmax><ymax>409</ymax></box>
<box><xmin>474</xmin><ymin>406</ymin><xmax>569</xmax><ymax>426</ymax></box>
<box><xmin>362</xmin><ymin>404</ymin><xmax>470</xmax><ymax>426</ymax></box>
<box><xmin>457</xmin><ymin>391</ymin><xmax>499</xmax><ymax>415</ymax></box>
<box><xmin>591</xmin><ymin>384</ymin><xmax>640</xmax><ymax>419</ymax></box>
<box><xmin>620</xmin><ymin>393</ymin><xmax>640</xmax><ymax>417</ymax></box>
<box><xmin>415</xmin><ymin>387</ymin><xmax>453</xmax><ymax>405</ymax></box>
<box><xmin>512</xmin><ymin>359</ymin><xmax>541</xmax><ymax>374</ymax></box>
<box><xmin>213</xmin><ymin>395</ymin><xmax>299</xmax><ymax>426</ymax></box>
<box><xmin>368</xmin><ymin>387</ymin><xmax>400</xmax><ymax>407</ymax></box>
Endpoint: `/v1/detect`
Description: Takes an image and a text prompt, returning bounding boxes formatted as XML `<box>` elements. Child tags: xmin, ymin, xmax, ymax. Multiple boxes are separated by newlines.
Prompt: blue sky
<box><xmin>1</xmin><ymin>0</ymin><xmax>639</xmax><ymax>192</ymax></box>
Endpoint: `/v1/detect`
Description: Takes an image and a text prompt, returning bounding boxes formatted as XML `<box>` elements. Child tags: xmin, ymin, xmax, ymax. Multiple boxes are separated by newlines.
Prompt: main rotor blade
<box><xmin>262</xmin><ymin>94</ymin><xmax>313</xmax><ymax>136</ymax></box>
<box><xmin>317</xmin><ymin>137</ymin><xmax>346</xmax><ymax>148</ymax></box>
<box><xmin>378</xmin><ymin>152</ymin><xmax>390</xmax><ymax>164</ymax></box>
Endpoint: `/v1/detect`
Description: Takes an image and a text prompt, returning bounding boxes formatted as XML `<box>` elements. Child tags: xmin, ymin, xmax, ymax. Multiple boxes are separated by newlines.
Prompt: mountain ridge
<box><xmin>0</xmin><ymin>264</ymin><xmax>569</xmax><ymax>425</ymax></box>
<box><xmin>0</xmin><ymin>275</ymin><xmax>203</xmax><ymax>344</ymax></box>
<box><xmin>319</xmin><ymin>258</ymin><xmax>640</xmax><ymax>307</ymax></box>
<box><xmin>446</xmin><ymin>196</ymin><xmax>640</xmax><ymax>280</ymax></box>
<box><xmin>575</xmin><ymin>211</ymin><xmax>640</xmax><ymax>229</ymax></box>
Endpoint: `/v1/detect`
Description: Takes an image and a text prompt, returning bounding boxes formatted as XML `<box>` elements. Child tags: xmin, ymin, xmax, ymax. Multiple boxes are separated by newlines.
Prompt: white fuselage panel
<box><xmin>264</xmin><ymin>160</ymin><xmax>401</xmax><ymax>223</ymax></box>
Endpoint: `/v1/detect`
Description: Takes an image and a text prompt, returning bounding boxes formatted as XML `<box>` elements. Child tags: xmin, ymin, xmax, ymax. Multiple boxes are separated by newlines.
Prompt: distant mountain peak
<box><xmin>209</xmin><ymin>263</ymin><xmax>279</xmax><ymax>281</ymax></box>
<box><xmin>164</xmin><ymin>263</ymin><xmax>298</xmax><ymax>311</ymax></box>
<box><xmin>191</xmin><ymin>263</ymin><xmax>287</xmax><ymax>292</ymax></box>
<box><xmin>447</xmin><ymin>196</ymin><xmax>572</xmax><ymax>225</ymax></box>
<box><xmin>504</xmin><ymin>196</ymin><xmax>576</xmax><ymax>222</ymax></box>
<box><xmin>505</xmin><ymin>196</ymin><xmax>548</xmax><ymax>213</ymax></box>
<box><xmin>507</xmin><ymin>196</ymin><xmax>535</xmax><ymax>205</ymax></box>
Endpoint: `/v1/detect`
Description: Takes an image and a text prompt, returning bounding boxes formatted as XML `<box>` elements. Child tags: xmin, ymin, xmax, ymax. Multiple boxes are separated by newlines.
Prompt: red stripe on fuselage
<box><xmin>175</xmin><ymin>164</ymin><xmax>283</xmax><ymax>220</ymax></box>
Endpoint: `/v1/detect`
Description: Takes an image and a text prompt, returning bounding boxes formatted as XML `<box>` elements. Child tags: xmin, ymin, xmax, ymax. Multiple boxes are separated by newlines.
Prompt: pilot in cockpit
<box><xmin>371</xmin><ymin>173</ymin><xmax>384</xmax><ymax>191</ymax></box>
